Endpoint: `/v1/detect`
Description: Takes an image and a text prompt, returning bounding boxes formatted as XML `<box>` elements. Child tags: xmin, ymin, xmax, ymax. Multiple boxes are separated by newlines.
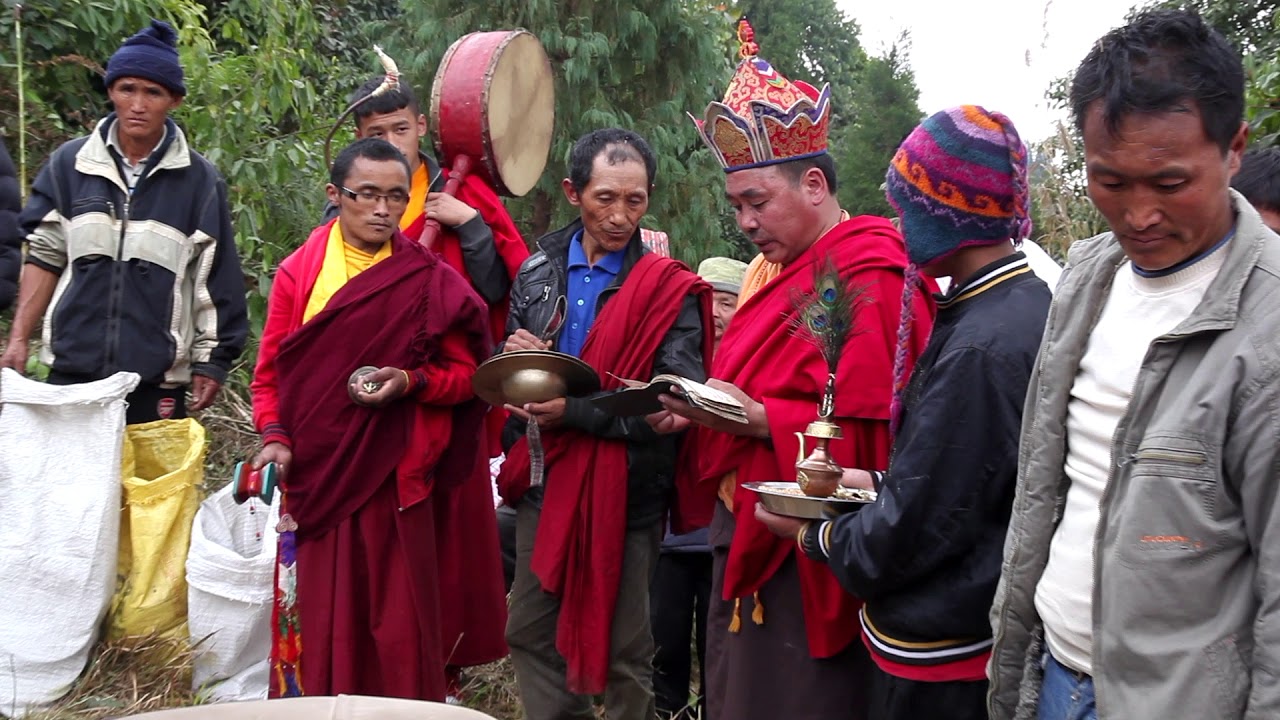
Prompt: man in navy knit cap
<box><xmin>1</xmin><ymin>19</ymin><xmax>246</xmax><ymax>424</ymax></box>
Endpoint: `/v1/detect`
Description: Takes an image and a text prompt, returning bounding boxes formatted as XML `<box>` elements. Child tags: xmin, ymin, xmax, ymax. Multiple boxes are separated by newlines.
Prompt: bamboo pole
<box><xmin>15</xmin><ymin>3</ymin><xmax>26</xmax><ymax>200</ymax></box>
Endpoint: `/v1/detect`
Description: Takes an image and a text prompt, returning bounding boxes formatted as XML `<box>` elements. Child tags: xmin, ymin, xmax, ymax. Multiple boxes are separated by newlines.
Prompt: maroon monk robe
<box><xmin>499</xmin><ymin>254</ymin><xmax>714</xmax><ymax>694</ymax></box>
<box><xmin>403</xmin><ymin>170</ymin><xmax>525</xmax><ymax>670</ymax></box>
<box><xmin>684</xmin><ymin>216</ymin><xmax>935</xmax><ymax>659</ymax></box>
<box><xmin>271</xmin><ymin>232</ymin><xmax>491</xmax><ymax>698</ymax></box>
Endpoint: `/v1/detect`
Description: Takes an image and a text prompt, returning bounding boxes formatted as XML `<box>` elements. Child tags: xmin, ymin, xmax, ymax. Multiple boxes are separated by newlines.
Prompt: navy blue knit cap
<box><xmin>105</xmin><ymin>19</ymin><xmax>186</xmax><ymax>97</ymax></box>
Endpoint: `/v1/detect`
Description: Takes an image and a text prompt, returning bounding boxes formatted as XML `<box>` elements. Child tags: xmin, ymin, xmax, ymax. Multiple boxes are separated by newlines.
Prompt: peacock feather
<box><xmin>786</xmin><ymin>255</ymin><xmax>870</xmax><ymax>418</ymax></box>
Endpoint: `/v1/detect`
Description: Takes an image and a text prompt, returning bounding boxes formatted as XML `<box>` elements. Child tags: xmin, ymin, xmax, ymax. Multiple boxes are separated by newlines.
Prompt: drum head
<box><xmin>485</xmin><ymin>32</ymin><xmax>555</xmax><ymax>196</ymax></box>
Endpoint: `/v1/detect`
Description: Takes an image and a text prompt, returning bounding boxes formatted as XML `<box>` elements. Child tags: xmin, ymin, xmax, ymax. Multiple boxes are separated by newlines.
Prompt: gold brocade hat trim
<box><xmin>692</xmin><ymin>18</ymin><xmax>833</xmax><ymax>173</ymax></box>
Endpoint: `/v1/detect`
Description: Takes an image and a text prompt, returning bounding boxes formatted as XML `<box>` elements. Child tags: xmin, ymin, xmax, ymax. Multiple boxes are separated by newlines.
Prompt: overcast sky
<box><xmin>836</xmin><ymin>0</ymin><xmax>1138</xmax><ymax>142</ymax></box>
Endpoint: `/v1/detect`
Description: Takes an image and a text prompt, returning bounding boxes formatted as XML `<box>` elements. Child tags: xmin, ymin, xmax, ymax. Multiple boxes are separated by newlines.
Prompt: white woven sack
<box><xmin>0</xmin><ymin>369</ymin><xmax>139</xmax><ymax>716</ymax></box>
<box><xmin>186</xmin><ymin>481</ymin><xmax>279</xmax><ymax>702</ymax></box>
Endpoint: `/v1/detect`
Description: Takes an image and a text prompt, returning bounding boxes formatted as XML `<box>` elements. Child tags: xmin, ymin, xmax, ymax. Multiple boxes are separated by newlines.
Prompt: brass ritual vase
<box><xmin>795</xmin><ymin>419</ymin><xmax>843</xmax><ymax>498</ymax></box>
<box><xmin>794</xmin><ymin>374</ymin><xmax>843</xmax><ymax>497</ymax></box>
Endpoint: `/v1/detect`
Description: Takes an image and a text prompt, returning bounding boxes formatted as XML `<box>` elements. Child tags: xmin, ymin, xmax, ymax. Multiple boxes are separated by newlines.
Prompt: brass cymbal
<box><xmin>472</xmin><ymin>350</ymin><xmax>601</xmax><ymax>408</ymax></box>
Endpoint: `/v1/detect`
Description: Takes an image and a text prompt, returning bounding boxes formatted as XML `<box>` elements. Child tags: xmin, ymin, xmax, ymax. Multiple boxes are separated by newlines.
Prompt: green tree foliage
<box><xmin>734</xmin><ymin>0</ymin><xmax>922</xmax><ymax>217</ymax></box>
<box><xmin>1244</xmin><ymin>48</ymin><xmax>1280</xmax><ymax>146</ymax></box>
<box><xmin>0</xmin><ymin>0</ymin><xmax>363</xmax><ymax>341</ymax></box>
<box><xmin>1156</xmin><ymin>0</ymin><xmax>1277</xmax><ymax>52</ymax></box>
<box><xmin>835</xmin><ymin>40</ymin><xmax>922</xmax><ymax>217</ymax></box>
<box><xmin>375</xmin><ymin>0</ymin><xmax>745</xmax><ymax>265</ymax></box>
<box><xmin>1153</xmin><ymin>0</ymin><xmax>1279</xmax><ymax>144</ymax></box>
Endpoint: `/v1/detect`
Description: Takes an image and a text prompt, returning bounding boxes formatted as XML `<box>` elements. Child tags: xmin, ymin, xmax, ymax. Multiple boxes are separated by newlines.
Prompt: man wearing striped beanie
<box><xmin>757</xmin><ymin>105</ymin><xmax>1051</xmax><ymax>718</ymax></box>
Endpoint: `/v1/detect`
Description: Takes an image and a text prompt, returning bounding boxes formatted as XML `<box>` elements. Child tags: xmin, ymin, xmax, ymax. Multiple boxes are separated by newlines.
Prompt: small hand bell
<box><xmin>348</xmin><ymin>365</ymin><xmax>382</xmax><ymax>401</ymax></box>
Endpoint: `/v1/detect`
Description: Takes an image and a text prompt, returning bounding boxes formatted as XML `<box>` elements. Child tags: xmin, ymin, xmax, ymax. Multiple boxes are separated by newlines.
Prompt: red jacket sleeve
<box><xmin>250</xmin><ymin>265</ymin><xmax>300</xmax><ymax>447</ymax></box>
<box><xmin>407</xmin><ymin>329</ymin><xmax>481</xmax><ymax>406</ymax></box>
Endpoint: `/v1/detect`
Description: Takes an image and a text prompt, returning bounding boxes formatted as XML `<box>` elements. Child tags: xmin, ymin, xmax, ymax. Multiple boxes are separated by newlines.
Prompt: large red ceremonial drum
<box><xmin>430</xmin><ymin>29</ymin><xmax>555</xmax><ymax>197</ymax></box>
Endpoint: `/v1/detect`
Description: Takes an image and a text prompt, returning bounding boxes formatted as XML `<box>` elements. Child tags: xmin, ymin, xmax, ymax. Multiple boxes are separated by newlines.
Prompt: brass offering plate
<box><xmin>745</xmin><ymin>481</ymin><xmax>876</xmax><ymax>520</ymax></box>
<box><xmin>472</xmin><ymin>350</ymin><xmax>601</xmax><ymax>408</ymax></box>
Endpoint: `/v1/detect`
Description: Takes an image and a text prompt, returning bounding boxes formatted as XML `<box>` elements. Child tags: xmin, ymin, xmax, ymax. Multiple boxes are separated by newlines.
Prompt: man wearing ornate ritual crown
<box><xmin>647</xmin><ymin>19</ymin><xmax>935</xmax><ymax>720</ymax></box>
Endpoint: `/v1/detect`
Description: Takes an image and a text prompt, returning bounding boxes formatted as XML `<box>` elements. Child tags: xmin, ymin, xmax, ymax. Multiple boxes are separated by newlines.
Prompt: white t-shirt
<box><xmin>1034</xmin><ymin>241</ymin><xmax>1228</xmax><ymax>674</ymax></box>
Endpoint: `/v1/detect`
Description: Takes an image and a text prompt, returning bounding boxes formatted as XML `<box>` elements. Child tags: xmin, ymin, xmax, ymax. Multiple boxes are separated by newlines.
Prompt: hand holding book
<box><xmin>591</xmin><ymin>373</ymin><xmax>748</xmax><ymax>423</ymax></box>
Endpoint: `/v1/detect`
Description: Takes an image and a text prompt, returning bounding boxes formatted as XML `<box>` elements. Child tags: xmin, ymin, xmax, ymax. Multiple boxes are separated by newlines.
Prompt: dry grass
<box><xmin>18</xmin><ymin>635</ymin><xmax>197</xmax><ymax>720</ymax></box>
<box><xmin>18</xmin><ymin>642</ymin><xmax>531</xmax><ymax>719</ymax></box>
<box><xmin>196</xmin><ymin>368</ymin><xmax>260</xmax><ymax>495</ymax></box>
<box><xmin>458</xmin><ymin>659</ymin><xmax>523</xmax><ymax>720</ymax></box>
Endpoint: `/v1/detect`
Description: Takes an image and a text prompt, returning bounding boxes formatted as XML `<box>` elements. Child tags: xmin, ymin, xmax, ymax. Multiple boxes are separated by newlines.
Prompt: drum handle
<box><xmin>420</xmin><ymin>154</ymin><xmax>474</xmax><ymax>251</ymax></box>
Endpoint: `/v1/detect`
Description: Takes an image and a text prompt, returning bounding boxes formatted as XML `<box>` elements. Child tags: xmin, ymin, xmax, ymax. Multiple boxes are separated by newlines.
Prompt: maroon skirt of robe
<box><xmin>434</xmin><ymin>459</ymin><xmax>509</xmax><ymax>668</ymax></box>
<box><xmin>294</xmin><ymin>477</ymin><xmax>446</xmax><ymax>699</ymax></box>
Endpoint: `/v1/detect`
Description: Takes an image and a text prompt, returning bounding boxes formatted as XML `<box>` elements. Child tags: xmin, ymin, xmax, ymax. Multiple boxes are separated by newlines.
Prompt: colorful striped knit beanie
<box><xmin>885</xmin><ymin>105</ymin><xmax>1031</xmax><ymax>268</ymax></box>
<box><xmin>884</xmin><ymin>105</ymin><xmax>1030</xmax><ymax>434</ymax></box>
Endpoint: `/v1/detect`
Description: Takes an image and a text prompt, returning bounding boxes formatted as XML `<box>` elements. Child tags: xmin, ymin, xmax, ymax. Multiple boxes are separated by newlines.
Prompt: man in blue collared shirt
<box><xmin>560</xmin><ymin>229</ymin><xmax>627</xmax><ymax>357</ymax></box>
<box><xmin>499</xmin><ymin>128</ymin><xmax>709</xmax><ymax>720</ymax></box>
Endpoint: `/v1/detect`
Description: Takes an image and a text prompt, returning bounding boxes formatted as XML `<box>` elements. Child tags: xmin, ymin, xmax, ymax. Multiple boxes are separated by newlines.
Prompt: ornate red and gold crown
<box><xmin>693</xmin><ymin>18</ymin><xmax>833</xmax><ymax>173</ymax></box>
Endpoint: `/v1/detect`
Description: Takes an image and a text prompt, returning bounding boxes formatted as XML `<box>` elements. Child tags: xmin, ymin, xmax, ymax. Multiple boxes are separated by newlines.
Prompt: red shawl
<box><xmin>687</xmin><ymin>216</ymin><xmax>934</xmax><ymax>658</ymax></box>
<box><xmin>264</xmin><ymin>225</ymin><xmax>491</xmax><ymax>539</ymax></box>
<box><xmin>499</xmin><ymin>254</ymin><xmax>713</xmax><ymax>694</ymax></box>
<box><xmin>403</xmin><ymin>169</ymin><xmax>529</xmax><ymax>344</ymax></box>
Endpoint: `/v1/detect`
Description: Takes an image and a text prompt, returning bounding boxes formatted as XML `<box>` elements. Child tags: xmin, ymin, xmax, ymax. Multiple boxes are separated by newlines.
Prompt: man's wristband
<box><xmin>795</xmin><ymin>521</ymin><xmax>813</xmax><ymax>553</ymax></box>
<box><xmin>798</xmin><ymin>520</ymin><xmax>828</xmax><ymax>561</ymax></box>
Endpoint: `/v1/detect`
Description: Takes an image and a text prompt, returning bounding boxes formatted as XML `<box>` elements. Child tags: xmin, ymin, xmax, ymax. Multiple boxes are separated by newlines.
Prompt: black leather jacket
<box><xmin>502</xmin><ymin>218</ymin><xmax>706</xmax><ymax>529</ymax></box>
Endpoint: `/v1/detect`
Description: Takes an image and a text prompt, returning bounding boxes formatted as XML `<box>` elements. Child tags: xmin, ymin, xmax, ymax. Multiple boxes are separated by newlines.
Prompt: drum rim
<box><xmin>430</xmin><ymin>28</ymin><xmax>544</xmax><ymax>196</ymax></box>
<box><xmin>478</xmin><ymin>29</ymin><xmax>528</xmax><ymax>196</ymax></box>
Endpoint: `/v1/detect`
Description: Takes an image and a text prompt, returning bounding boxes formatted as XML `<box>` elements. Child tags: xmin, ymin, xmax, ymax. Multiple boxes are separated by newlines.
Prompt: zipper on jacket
<box><xmin>104</xmin><ymin>192</ymin><xmax>131</xmax><ymax>372</ymax></box>
<box><xmin>534</xmin><ymin>236</ymin><xmax>569</xmax><ymax>345</ymax></box>
<box><xmin>1128</xmin><ymin>447</ymin><xmax>1207</xmax><ymax>466</ymax></box>
<box><xmin>117</xmin><ymin>196</ymin><xmax>130</xmax><ymax>260</ymax></box>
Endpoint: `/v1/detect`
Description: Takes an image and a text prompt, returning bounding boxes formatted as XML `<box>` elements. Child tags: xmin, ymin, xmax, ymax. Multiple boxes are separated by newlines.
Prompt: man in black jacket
<box><xmin>1231</xmin><ymin>146</ymin><xmax>1280</xmax><ymax>233</ymax></box>
<box><xmin>0</xmin><ymin>137</ymin><xmax>19</xmax><ymax>312</ymax></box>
<box><xmin>756</xmin><ymin>106</ymin><xmax>1051</xmax><ymax>720</ymax></box>
<box><xmin>0</xmin><ymin>20</ymin><xmax>246</xmax><ymax>423</ymax></box>
<box><xmin>497</xmin><ymin>128</ymin><xmax>709</xmax><ymax>720</ymax></box>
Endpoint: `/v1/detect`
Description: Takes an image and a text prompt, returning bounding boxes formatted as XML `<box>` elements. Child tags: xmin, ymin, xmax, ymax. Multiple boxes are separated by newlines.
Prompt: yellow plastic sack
<box><xmin>109</xmin><ymin>418</ymin><xmax>205</xmax><ymax>640</ymax></box>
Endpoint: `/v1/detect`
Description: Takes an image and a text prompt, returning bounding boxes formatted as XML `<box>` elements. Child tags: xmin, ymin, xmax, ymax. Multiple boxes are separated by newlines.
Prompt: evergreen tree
<box><xmin>732</xmin><ymin>0</ymin><xmax>922</xmax><ymax>216</ymax></box>
<box><xmin>834</xmin><ymin>40</ymin><xmax>922</xmax><ymax>217</ymax></box>
<box><xmin>375</xmin><ymin>0</ymin><xmax>747</xmax><ymax>264</ymax></box>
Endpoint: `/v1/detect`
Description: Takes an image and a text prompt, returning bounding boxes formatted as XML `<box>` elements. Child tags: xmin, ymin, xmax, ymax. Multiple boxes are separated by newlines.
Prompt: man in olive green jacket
<box><xmin>989</xmin><ymin>9</ymin><xmax>1280</xmax><ymax>720</ymax></box>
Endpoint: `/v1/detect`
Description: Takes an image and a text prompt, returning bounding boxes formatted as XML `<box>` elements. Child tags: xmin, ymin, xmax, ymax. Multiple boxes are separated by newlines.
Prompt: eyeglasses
<box><xmin>340</xmin><ymin>186</ymin><xmax>410</xmax><ymax>207</ymax></box>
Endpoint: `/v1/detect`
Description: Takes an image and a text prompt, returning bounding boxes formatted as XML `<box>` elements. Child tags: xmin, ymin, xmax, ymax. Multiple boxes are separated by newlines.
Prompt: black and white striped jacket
<box><xmin>21</xmin><ymin>114</ymin><xmax>247</xmax><ymax>385</ymax></box>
